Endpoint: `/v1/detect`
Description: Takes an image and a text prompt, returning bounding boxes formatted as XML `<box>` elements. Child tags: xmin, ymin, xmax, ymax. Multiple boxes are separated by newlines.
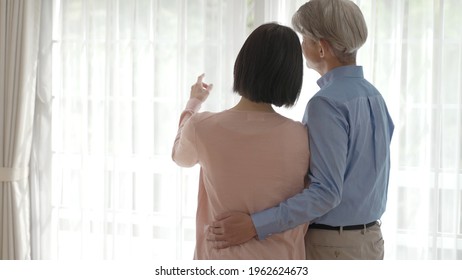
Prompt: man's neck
<box><xmin>319</xmin><ymin>60</ymin><xmax>355</xmax><ymax>76</ymax></box>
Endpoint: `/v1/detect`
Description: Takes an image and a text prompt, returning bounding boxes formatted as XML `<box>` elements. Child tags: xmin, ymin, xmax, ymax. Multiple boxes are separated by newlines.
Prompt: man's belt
<box><xmin>309</xmin><ymin>221</ymin><xmax>378</xmax><ymax>231</ymax></box>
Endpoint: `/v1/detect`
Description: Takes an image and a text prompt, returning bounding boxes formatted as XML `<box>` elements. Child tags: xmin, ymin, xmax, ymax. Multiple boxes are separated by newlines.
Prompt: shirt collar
<box><xmin>317</xmin><ymin>65</ymin><xmax>364</xmax><ymax>88</ymax></box>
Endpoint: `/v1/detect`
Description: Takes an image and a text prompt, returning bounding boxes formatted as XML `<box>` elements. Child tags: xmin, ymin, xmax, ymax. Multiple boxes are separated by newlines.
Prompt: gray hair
<box><xmin>292</xmin><ymin>0</ymin><xmax>368</xmax><ymax>64</ymax></box>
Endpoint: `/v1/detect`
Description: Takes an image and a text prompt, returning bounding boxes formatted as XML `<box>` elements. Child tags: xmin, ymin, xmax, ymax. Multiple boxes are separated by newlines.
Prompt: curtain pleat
<box><xmin>0</xmin><ymin>0</ymin><xmax>42</xmax><ymax>260</ymax></box>
<box><xmin>29</xmin><ymin>0</ymin><xmax>52</xmax><ymax>260</ymax></box>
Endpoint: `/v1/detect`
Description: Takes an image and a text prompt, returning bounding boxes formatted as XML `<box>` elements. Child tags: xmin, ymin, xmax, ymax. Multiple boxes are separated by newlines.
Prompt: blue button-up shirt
<box><xmin>251</xmin><ymin>65</ymin><xmax>394</xmax><ymax>240</ymax></box>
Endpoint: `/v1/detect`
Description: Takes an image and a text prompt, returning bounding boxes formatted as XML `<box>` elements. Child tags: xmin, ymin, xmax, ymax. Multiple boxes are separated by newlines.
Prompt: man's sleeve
<box><xmin>251</xmin><ymin>97</ymin><xmax>349</xmax><ymax>240</ymax></box>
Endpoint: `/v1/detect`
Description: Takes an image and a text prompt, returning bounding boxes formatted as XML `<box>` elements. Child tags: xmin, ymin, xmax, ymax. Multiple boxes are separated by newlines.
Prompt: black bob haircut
<box><xmin>233</xmin><ymin>23</ymin><xmax>303</xmax><ymax>107</ymax></box>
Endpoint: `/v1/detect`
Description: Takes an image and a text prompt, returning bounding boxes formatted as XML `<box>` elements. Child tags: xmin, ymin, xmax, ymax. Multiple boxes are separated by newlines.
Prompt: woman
<box><xmin>172</xmin><ymin>23</ymin><xmax>310</xmax><ymax>259</ymax></box>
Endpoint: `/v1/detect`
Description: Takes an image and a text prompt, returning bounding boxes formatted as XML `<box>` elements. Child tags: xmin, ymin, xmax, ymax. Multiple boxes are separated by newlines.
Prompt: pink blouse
<box><xmin>172</xmin><ymin>98</ymin><xmax>310</xmax><ymax>259</ymax></box>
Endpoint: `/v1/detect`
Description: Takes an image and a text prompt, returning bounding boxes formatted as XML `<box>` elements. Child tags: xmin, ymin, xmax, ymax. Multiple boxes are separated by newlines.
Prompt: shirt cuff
<box><xmin>185</xmin><ymin>98</ymin><xmax>203</xmax><ymax>113</ymax></box>
<box><xmin>251</xmin><ymin>207</ymin><xmax>280</xmax><ymax>241</ymax></box>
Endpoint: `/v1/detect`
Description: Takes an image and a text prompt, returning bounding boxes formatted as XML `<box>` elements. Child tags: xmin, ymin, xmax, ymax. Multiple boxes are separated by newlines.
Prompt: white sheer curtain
<box><xmin>50</xmin><ymin>0</ymin><xmax>249</xmax><ymax>260</ymax></box>
<box><xmin>30</xmin><ymin>0</ymin><xmax>53</xmax><ymax>259</ymax></box>
<box><xmin>352</xmin><ymin>0</ymin><xmax>462</xmax><ymax>260</ymax></box>
<box><xmin>48</xmin><ymin>0</ymin><xmax>461</xmax><ymax>260</ymax></box>
<box><xmin>0</xmin><ymin>0</ymin><xmax>44</xmax><ymax>260</ymax></box>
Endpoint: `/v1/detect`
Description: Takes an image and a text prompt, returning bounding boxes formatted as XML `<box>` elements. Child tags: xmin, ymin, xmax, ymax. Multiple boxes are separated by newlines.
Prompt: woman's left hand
<box><xmin>190</xmin><ymin>73</ymin><xmax>213</xmax><ymax>102</ymax></box>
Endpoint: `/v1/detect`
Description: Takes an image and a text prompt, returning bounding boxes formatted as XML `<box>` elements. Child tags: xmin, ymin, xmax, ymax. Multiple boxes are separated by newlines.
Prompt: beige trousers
<box><xmin>305</xmin><ymin>224</ymin><xmax>384</xmax><ymax>260</ymax></box>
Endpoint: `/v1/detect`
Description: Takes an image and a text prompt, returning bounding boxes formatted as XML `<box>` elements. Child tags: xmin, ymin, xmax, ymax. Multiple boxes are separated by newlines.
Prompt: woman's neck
<box><xmin>231</xmin><ymin>97</ymin><xmax>276</xmax><ymax>112</ymax></box>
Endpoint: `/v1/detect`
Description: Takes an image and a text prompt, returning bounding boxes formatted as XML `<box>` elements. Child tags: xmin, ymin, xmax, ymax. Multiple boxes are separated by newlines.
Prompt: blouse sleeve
<box><xmin>171</xmin><ymin>98</ymin><xmax>203</xmax><ymax>167</ymax></box>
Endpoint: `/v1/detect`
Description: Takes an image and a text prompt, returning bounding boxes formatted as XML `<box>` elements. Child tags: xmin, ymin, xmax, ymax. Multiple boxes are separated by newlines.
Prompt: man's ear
<box><xmin>318</xmin><ymin>39</ymin><xmax>331</xmax><ymax>58</ymax></box>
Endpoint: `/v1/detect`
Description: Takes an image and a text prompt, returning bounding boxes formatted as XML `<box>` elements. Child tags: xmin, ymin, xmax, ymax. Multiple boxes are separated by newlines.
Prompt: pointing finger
<box><xmin>197</xmin><ymin>73</ymin><xmax>205</xmax><ymax>84</ymax></box>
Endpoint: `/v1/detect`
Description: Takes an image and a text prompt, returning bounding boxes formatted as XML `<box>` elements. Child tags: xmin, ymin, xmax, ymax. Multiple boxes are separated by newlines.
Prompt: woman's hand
<box><xmin>190</xmin><ymin>74</ymin><xmax>213</xmax><ymax>102</ymax></box>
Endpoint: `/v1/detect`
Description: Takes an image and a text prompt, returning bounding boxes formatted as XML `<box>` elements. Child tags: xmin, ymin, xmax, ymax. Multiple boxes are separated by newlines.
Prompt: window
<box><xmin>50</xmin><ymin>0</ymin><xmax>462</xmax><ymax>260</ymax></box>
